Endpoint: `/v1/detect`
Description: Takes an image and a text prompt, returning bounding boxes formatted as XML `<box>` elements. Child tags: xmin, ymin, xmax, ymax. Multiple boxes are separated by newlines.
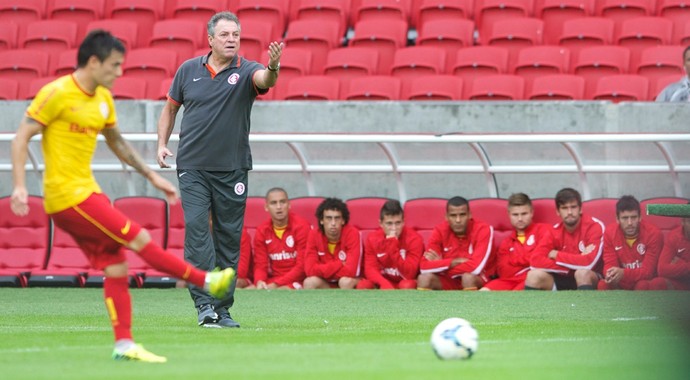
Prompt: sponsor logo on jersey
<box><xmin>286</xmin><ymin>235</ymin><xmax>294</xmax><ymax>248</ymax></box>
<box><xmin>376</xmin><ymin>253</ymin><xmax>386</xmax><ymax>258</ymax></box>
<box><xmin>265</xmin><ymin>239</ymin><xmax>272</xmax><ymax>244</ymax></box>
<box><xmin>399</xmin><ymin>249</ymin><xmax>406</xmax><ymax>260</ymax></box>
<box><xmin>228</xmin><ymin>73</ymin><xmax>240</xmax><ymax>85</ymax></box>
<box><xmin>527</xmin><ymin>234</ymin><xmax>535</xmax><ymax>246</ymax></box>
<box><xmin>637</xmin><ymin>243</ymin><xmax>646</xmax><ymax>255</ymax></box>
<box><xmin>338</xmin><ymin>251</ymin><xmax>347</xmax><ymax>261</ymax></box>
<box><xmin>615</xmin><ymin>246</ymin><xmax>623</xmax><ymax>251</ymax></box>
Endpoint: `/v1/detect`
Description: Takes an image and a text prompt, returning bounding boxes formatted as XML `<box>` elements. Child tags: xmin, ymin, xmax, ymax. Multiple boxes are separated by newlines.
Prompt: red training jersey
<box><xmin>304</xmin><ymin>224</ymin><xmax>362</xmax><ymax>281</ymax></box>
<box><xmin>237</xmin><ymin>228</ymin><xmax>252</xmax><ymax>281</ymax></box>
<box><xmin>363</xmin><ymin>226</ymin><xmax>424</xmax><ymax>289</ymax></box>
<box><xmin>602</xmin><ymin>220</ymin><xmax>663</xmax><ymax>287</ymax></box>
<box><xmin>657</xmin><ymin>225</ymin><xmax>690</xmax><ymax>283</ymax></box>
<box><xmin>419</xmin><ymin>219</ymin><xmax>493</xmax><ymax>278</ymax></box>
<box><xmin>252</xmin><ymin>212</ymin><xmax>311</xmax><ymax>286</ymax></box>
<box><xmin>494</xmin><ymin>223</ymin><xmax>554</xmax><ymax>279</ymax></box>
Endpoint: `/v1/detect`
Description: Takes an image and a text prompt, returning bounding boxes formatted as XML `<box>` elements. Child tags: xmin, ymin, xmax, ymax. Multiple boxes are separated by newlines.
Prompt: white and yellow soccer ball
<box><xmin>430</xmin><ymin>317</ymin><xmax>479</xmax><ymax>360</ymax></box>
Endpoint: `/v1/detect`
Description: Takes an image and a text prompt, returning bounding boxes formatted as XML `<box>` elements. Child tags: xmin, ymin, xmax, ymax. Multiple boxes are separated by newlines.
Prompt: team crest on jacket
<box><xmin>228</xmin><ymin>73</ymin><xmax>240</xmax><ymax>85</ymax></box>
<box><xmin>526</xmin><ymin>234</ymin><xmax>535</xmax><ymax>246</ymax></box>
<box><xmin>286</xmin><ymin>235</ymin><xmax>294</xmax><ymax>248</ymax></box>
<box><xmin>637</xmin><ymin>244</ymin><xmax>646</xmax><ymax>255</ymax></box>
<box><xmin>234</xmin><ymin>182</ymin><xmax>245</xmax><ymax>195</ymax></box>
<box><xmin>338</xmin><ymin>251</ymin><xmax>347</xmax><ymax>261</ymax></box>
<box><xmin>400</xmin><ymin>249</ymin><xmax>407</xmax><ymax>260</ymax></box>
<box><xmin>578</xmin><ymin>241</ymin><xmax>586</xmax><ymax>253</ymax></box>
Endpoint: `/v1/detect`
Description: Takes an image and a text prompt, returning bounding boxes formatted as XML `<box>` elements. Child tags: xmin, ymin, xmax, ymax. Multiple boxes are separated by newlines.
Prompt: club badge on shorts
<box><xmin>234</xmin><ymin>182</ymin><xmax>245</xmax><ymax>195</ymax></box>
<box><xmin>228</xmin><ymin>73</ymin><xmax>240</xmax><ymax>85</ymax></box>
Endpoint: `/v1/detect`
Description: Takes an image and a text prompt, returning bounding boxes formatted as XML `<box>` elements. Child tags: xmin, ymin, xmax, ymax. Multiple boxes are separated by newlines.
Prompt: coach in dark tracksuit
<box><xmin>156</xmin><ymin>11</ymin><xmax>283</xmax><ymax>328</ymax></box>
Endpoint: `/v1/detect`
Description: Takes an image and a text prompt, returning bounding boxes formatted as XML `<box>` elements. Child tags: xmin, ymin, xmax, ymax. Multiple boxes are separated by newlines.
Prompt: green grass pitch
<box><xmin>1</xmin><ymin>289</ymin><xmax>689</xmax><ymax>380</ymax></box>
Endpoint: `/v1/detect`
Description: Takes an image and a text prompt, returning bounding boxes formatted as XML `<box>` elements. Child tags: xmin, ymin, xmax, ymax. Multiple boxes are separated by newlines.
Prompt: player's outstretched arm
<box><xmin>102</xmin><ymin>127</ymin><xmax>179</xmax><ymax>204</ymax></box>
<box><xmin>10</xmin><ymin>117</ymin><xmax>42</xmax><ymax>216</ymax></box>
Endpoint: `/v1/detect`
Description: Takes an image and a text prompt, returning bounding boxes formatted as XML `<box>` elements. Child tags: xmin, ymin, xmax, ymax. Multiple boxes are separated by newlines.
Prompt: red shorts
<box><xmin>50</xmin><ymin>193</ymin><xmax>142</xmax><ymax>270</ymax></box>
<box><xmin>483</xmin><ymin>277</ymin><xmax>526</xmax><ymax>291</ymax></box>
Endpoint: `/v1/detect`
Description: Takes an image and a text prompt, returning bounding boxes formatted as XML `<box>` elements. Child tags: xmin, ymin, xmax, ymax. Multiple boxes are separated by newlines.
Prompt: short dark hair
<box><xmin>316</xmin><ymin>197</ymin><xmax>349</xmax><ymax>234</ymax></box>
<box><xmin>616</xmin><ymin>195</ymin><xmax>640</xmax><ymax>216</ymax></box>
<box><xmin>208</xmin><ymin>11</ymin><xmax>240</xmax><ymax>36</ymax></box>
<box><xmin>508</xmin><ymin>193</ymin><xmax>532</xmax><ymax>208</ymax></box>
<box><xmin>77</xmin><ymin>29</ymin><xmax>125</xmax><ymax>68</ymax></box>
<box><xmin>446</xmin><ymin>196</ymin><xmax>469</xmax><ymax>212</ymax></box>
<box><xmin>555</xmin><ymin>188</ymin><xmax>581</xmax><ymax>208</ymax></box>
<box><xmin>380</xmin><ymin>199</ymin><xmax>403</xmax><ymax>220</ymax></box>
<box><xmin>265</xmin><ymin>187</ymin><xmax>287</xmax><ymax>199</ymax></box>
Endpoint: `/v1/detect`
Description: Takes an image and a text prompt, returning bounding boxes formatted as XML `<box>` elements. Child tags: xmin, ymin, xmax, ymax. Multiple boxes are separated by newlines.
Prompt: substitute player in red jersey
<box><xmin>657</xmin><ymin>213</ymin><xmax>690</xmax><ymax>290</ymax></box>
<box><xmin>357</xmin><ymin>199</ymin><xmax>423</xmax><ymax>290</ymax></box>
<box><xmin>303</xmin><ymin>198</ymin><xmax>362</xmax><ymax>289</ymax></box>
<box><xmin>482</xmin><ymin>193</ymin><xmax>554</xmax><ymax>291</ymax></box>
<box><xmin>598</xmin><ymin>195</ymin><xmax>667</xmax><ymax>290</ymax></box>
<box><xmin>526</xmin><ymin>188</ymin><xmax>605</xmax><ymax>290</ymax></box>
<box><xmin>417</xmin><ymin>196</ymin><xmax>494</xmax><ymax>290</ymax></box>
<box><xmin>252</xmin><ymin>188</ymin><xmax>311</xmax><ymax>289</ymax></box>
<box><xmin>9</xmin><ymin>30</ymin><xmax>235</xmax><ymax>363</ymax></box>
<box><xmin>235</xmin><ymin>228</ymin><xmax>254</xmax><ymax>288</ymax></box>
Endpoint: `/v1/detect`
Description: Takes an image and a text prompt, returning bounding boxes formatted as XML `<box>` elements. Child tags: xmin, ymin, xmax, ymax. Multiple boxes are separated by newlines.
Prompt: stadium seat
<box><xmin>659</xmin><ymin>0</ymin><xmax>690</xmax><ymax>42</ymax></box>
<box><xmin>148</xmin><ymin>19</ymin><xmax>207</xmax><ymax>66</ymax></box>
<box><xmin>413</xmin><ymin>0</ymin><xmax>473</xmax><ymax>29</ymax></box>
<box><xmin>535</xmin><ymin>0</ymin><xmax>594</xmax><ymax>45</ymax></box>
<box><xmin>530</xmin><ymin>197</ymin><xmax>560</xmax><ymax>225</ymax></box>
<box><xmin>289</xmin><ymin>196</ymin><xmax>326</xmax><ymax>228</ymax></box>
<box><xmin>166</xmin><ymin>200</ymin><xmax>185</xmax><ymax>258</ymax></box>
<box><xmin>467</xmin><ymin>74</ymin><xmax>525</xmax><ymax>100</ymax></box>
<box><xmin>475</xmin><ymin>0</ymin><xmax>533</xmax><ymax>45</ymax></box>
<box><xmin>283</xmin><ymin>75</ymin><xmax>340</xmax><ymax>100</ymax></box>
<box><xmin>0</xmin><ymin>0</ymin><xmax>44</xmax><ymax>42</ymax></box>
<box><xmin>238</xmin><ymin>19</ymin><xmax>274</xmax><ymax>62</ymax></box>
<box><xmin>557</xmin><ymin>17</ymin><xmax>615</xmax><ymax>63</ymax></box>
<box><xmin>0</xmin><ymin>49</ymin><xmax>50</xmax><ymax>100</ymax></box>
<box><xmin>122</xmin><ymin>48</ymin><xmax>177</xmax><ymax>96</ymax></box>
<box><xmin>572</xmin><ymin>45</ymin><xmax>631</xmax><ymax>98</ymax></box>
<box><xmin>51</xmin><ymin>48</ymin><xmax>78</xmax><ymax>76</ymax></box>
<box><xmin>284</xmin><ymin>19</ymin><xmax>342</xmax><ymax>74</ymax></box>
<box><xmin>20</xmin><ymin>20</ymin><xmax>78</xmax><ymax>62</ymax></box>
<box><xmin>344</xmin><ymin>75</ymin><xmax>402</xmax><ymax>100</ymax></box>
<box><xmin>353</xmin><ymin>0</ymin><xmax>410</xmax><ymax>24</ymax></box>
<box><xmin>591</xmin><ymin>74</ymin><xmax>650</xmax><ymax>102</ymax></box>
<box><xmin>469</xmin><ymin>197</ymin><xmax>511</xmax><ymax>247</ymax></box>
<box><xmin>650</xmin><ymin>74</ymin><xmax>683</xmax><ymax>100</ymax></box>
<box><xmin>28</xmin><ymin>226</ymin><xmax>89</xmax><ymax>287</ymax></box>
<box><xmin>674</xmin><ymin>19</ymin><xmax>690</xmax><ymax>46</ymax></box>
<box><xmin>346</xmin><ymin>197</ymin><xmax>391</xmax><ymax>232</ymax></box>
<box><xmin>633</xmin><ymin>45</ymin><xmax>686</xmax><ymax>85</ymax></box>
<box><xmin>390</xmin><ymin>46</ymin><xmax>446</xmax><ymax>96</ymax></box>
<box><xmin>0</xmin><ymin>21</ymin><xmax>17</xmax><ymax>51</ymax></box>
<box><xmin>112</xmin><ymin>76</ymin><xmax>148</xmax><ymax>99</ymax></box>
<box><xmin>581</xmin><ymin>198</ymin><xmax>618</xmax><ymax>227</ymax></box>
<box><xmin>415</xmin><ymin>19</ymin><xmax>475</xmax><ymax>69</ymax></box>
<box><xmin>349</xmin><ymin>19</ymin><xmax>409</xmax><ymax>75</ymax></box>
<box><xmin>486</xmin><ymin>18</ymin><xmax>545</xmax><ymax>65</ymax></box>
<box><xmin>156</xmin><ymin>77</ymin><xmax>173</xmax><ymax>100</ymax></box>
<box><xmin>295</xmin><ymin>0</ymin><xmax>349</xmax><ymax>37</ymax></box>
<box><xmin>527</xmin><ymin>74</ymin><xmax>585</xmax><ymax>100</ymax></box>
<box><xmin>108</xmin><ymin>0</ymin><xmax>164</xmax><ymax>50</ymax></box>
<box><xmin>25</xmin><ymin>76</ymin><xmax>58</xmax><ymax>100</ymax></box>
<box><xmin>237</xmin><ymin>0</ymin><xmax>288</xmax><ymax>41</ymax></box>
<box><xmin>402</xmin><ymin>197</ymin><xmax>447</xmax><ymax>243</ymax></box>
<box><xmin>595</xmin><ymin>0</ymin><xmax>655</xmax><ymax>24</ymax></box>
<box><xmin>451</xmin><ymin>46</ymin><xmax>510</xmax><ymax>85</ymax></box>
<box><xmin>403</xmin><ymin>75</ymin><xmax>464</xmax><ymax>100</ymax></box>
<box><xmin>640</xmin><ymin>197</ymin><xmax>690</xmax><ymax>236</ymax></box>
<box><xmin>260</xmin><ymin>48</ymin><xmax>312</xmax><ymax>100</ymax></box>
<box><xmin>0</xmin><ymin>77</ymin><xmax>18</xmax><ymax>100</ymax></box>
<box><xmin>0</xmin><ymin>195</ymin><xmax>50</xmax><ymax>287</ymax></box>
<box><xmin>512</xmin><ymin>46</ymin><xmax>571</xmax><ymax>92</ymax></box>
<box><xmin>171</xmin><ymin>0</ymin><xmax>225</xmax><ymax>24</ymax></box>
<box><xmin>48</xmin><ymin>0</ymin><xmax>105</xmax><ymax>41</ymax></box>
<box><xmin>616</xmin><ymin>17</ymin><xmax>674</xmax><ymax>69</ymax></box>
<box><xmin>86</xmin><ymin>19</ymin><xmax>139</xmax><ymax>50</ymax></box>
<box><xmin>244</xmin><ymin>196</ymin><xmax>268</xmax><ymax>231</ymax></box>
<box><xmin>323</xmin><ymin>47</ymin><xmax>379</xmax><ymax>99</ymax></box>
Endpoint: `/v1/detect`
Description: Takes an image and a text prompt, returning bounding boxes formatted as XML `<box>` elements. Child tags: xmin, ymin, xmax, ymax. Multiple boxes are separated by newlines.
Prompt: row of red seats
<box><xmin>2</xmin><ymin>195</ymin><xmax>686</xmax><ymax>287</ymax></box>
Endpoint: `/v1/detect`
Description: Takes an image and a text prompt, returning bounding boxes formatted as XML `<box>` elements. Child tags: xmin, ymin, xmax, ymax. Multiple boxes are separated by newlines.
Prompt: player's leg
<box><xmin>397</xmin><ymin>279</ymin><xmax>417</xmax><ymax>289</ymax></box>
<box><xmin>573</xmin><ymin>269</ymin><xmax>599</xmax><ymax>290</ymax></box>
<box><xmin>524</xmin><ymin>269</ymin><xmax>555</xmax><ymax>290</ymax></box>
<box><xmin>460</xmin><ymin>272</ymin><xmax>484</xmax><ymax>290</ymax></box>
<box><xmin>417</xmin><ymin>272</ymin><xmax>443</xmax><ymax>290</ymax></box>
<box><xmin>303</xmin><ymin>276</ymin><xmax>333</xmax><ymax>289</ymax></box>
<box><xmin>338</xmin><ymin>276</ymin><xmax>360</xmax><ymax>289</ymax></box>
<box><xmin>356</xmin><ymin>279</ymin><xmax>376</xmax><ymax>289</ymax></box>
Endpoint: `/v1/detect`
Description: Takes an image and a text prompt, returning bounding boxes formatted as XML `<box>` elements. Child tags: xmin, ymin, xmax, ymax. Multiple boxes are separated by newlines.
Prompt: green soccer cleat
<box><xmin>112</xmin><ymin>344</ymin><xmax>167</xmax><ymax>363</ymax></box>
<box><xmin>207</xmin><ymin>267</ymin><xmax>236</xmax><ymax>299</ymax></box>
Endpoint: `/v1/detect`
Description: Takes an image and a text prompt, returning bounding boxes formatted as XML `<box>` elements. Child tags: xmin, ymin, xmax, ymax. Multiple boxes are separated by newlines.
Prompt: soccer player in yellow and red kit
<box><xmin>657</xmin><ymin>214</ymin><xmax>690</xmax><ymax>290</ymax></box>
<box><xmin>526</xmin><ymin>188</ymin><xmax>605</xmax><ymax>290</ymax></box>
<box><xmin>9</xmin><ymin>30</ymin><xmax>235</xmax><ymax>363</ymax></box>
<box><xmin>417</xmin><ymin>196</ymin><xmax>494</xmax><ymax>290</ymax></box>
<box><xmin>598</xmin><ymin>195</ymin><xmax>667</xmax><ymax>290</ymax></box>
<box><xmin>482</xmin><ymin>193</ymin><xmax>554</xmax><ymax>291</ymax></box>
<box><xmin>252</xmin><ymin>188</ymin><xmax>311</xmax><ymax>289</ymax></box>
<box><xmin>356</xmin><ymin>199</ymin><xmax>423</xmax><ymax>290</ymax></box>
<box><xmin>303</xmin><ymin>197</ymin><xmax>362</xmax><ymax>289</ymax></box>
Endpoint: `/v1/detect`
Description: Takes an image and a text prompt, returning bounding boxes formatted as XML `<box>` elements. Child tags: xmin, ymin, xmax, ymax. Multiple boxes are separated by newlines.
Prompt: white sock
<box><xmin>114</xmin><ymin>339</ymin><xmax>136</xmax><ymax>353</ymax></box>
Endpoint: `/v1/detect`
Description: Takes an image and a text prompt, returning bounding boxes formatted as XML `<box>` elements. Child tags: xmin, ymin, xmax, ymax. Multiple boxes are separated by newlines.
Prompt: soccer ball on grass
<box><xmin>430</xmin><ymin>317</ymin><xmax>478</xmax><ymax>360</ymax></box>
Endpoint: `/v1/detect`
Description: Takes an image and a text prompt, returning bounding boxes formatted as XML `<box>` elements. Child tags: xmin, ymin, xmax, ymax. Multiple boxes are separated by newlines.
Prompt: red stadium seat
<box><xmin>557</xmin><ymin>17</ymin><xmax>614</xmax><ymax>63</ymax></box>
<box><xmin>237</xmin><ymin>0</ymin><xmax>288</xmax><ymax>41</ymax></box>
<box><xmin>148</xmin><ymin>19</ymin><xmax>207</xmax><ymax>66</ymax></box>
<box><xmin>345</xmin><ymin>75</ymin><xmax>402</xmax><ymax>100</ymax></box>
<box><xmin>28</xmin><ymin>226</ymin><xmax>89</xmax><ymax>287</ymax></box>
<box><xmin>0</xmin><ymin>195</ymin><xmax>50</xmax><ymax>287</ymax></box>
<box><xmin>572</xmin><ymin>45</ymin><xmax>631</xmax><ymax>98</ymax></box>
<box><xmin>0</xmin><ymin>49</ymin><xmax>50</xmax><ymax>100</ymax></box>
<box><xmin>616</xmin><ymin>17</ymin><xmax>674</xmax><ymax>68</ymax></box>
<box><xmin>86</xmin><ymin>19</ymin><xmax>139</xmax><ymax>50</ymax></box>
<box><xmin>244</xmin><ymin>196</ymin><xmax>268</xmax><ymax>230</ymax></box>
<box><xmin>650</xmin><ymin>74</ymin><xmax>683</xmax><ymax>100</ymax></box>
<box><xmin>238</xmin><ymin>19</ymin><xmax>274</xmax><ymax>62</ymax></box>
<box><xmin>451</xmin><ymin>46</ymin><xmax>510</xmax><ymax>85</ymax></box>
<box><xmin>25</xmin><ymin>76</ymin><xmax>58</xmax><ymax>100</ymax></box>
<box><xmin>349</xmin><ymin>19</ymin><xmax>409</xmax><ymax>75</ymax></box>
<box><xmin>674</xmin><ymin>19</ymin><xmax>690</xmax><ymax>46</ymax></box>
<box><xmin>487</xmin><ymin>18</ymin><xmax>544</xmax><ymax>65</ymax></box>
<box><xmin>346</xmin><ymin>197</ymin><xmax>391</xmax><ymax>232</ymax></box>
<box><xmin>0</xmin><ymin>21</ymin><xmax>17</xmax><ymax>51</ymax></box>
<box><xmin>467</xmin><ymin>74</ymin><xmax>525</xmax><ymax>100</ymax></box>
<box><xmin>640</xmin><ymin>197</ymin><xmax>690</xmax><ymax>237</ymax></box>
<box><xmin>527</xmin><ymin>74</ymin><xmax>585</xmax><ymax>100</ymax></box>
<box><xmin>413</xmin><ymin>0</ymin><xmax>473</xmax><ymax>29</ymax></box>
<box><xmin>166</xmin><ymin>201</ymin><xmax>185</xmax><ymax>258</ymax></box>
<box><xmin>476</xmin><ymin>0</ymin><xmax>533</xmax><ymax>45</ymax></box>
<box><xmin>582</xmin><ymin>198</ymin><xmax>618</xmax><ymax>228</ymax></box>
<box><xmin>591</xmin><ymin>74</ymin><xmax>650</xmax><ymax>102</ymax></box>
<box><xmin>324</xmin><ymin>47</ymin><xmax>379</xmax><ymax>98</ymax></box>
<box><xmin>261</xmin><ymin>48</ymin><xmax>312</xmax><ymax>100</ymax></box>
<box><xmin>51</xmin><ymin>48</ymin><xmax>78</xmax><ymax>76</ymax></box>
<box><xmin>289</xmin><ymin>196</ymin><xmax>326</xmax><ymax>228</ymax></box>
<box><xmin>171</xmin><ymin>0</ymin><xmax>225</xmax><ymax>24</ymax></box>
<box><xmin>109</xmin><ymin>0</ymin><xmax>164</xmax><ymax>50</ymax></box>
<box><xmin>0</xmin><ymin>77</ymin><xmax>18</xmax><ymax>100</ymax></box>
<box><xmin>284</xmin><ymin>19</ymin><xmax>342</xmax><ymax>74</ymax></box>
<box><xmin>156</xmin><ymin>77</ymin><xmax>173</xmax><ymax>100</ymax></box>
<box><xmin>390</xmin><ymin>46</ymin><xmax>446</xmax><ymax>95</ymax></box>
<box><xmin>634</xmin><ymin>45</ymin><xmax>686</xmax><ymax>85</ymax></box>
<box><xmin>283</xmin><ymin>75</ymin><xmax>340</xmax><ymax>100</ymax></box>
<box><xmin>403</xmin><ymin>75</ymin><xmax>464</xmax><ymax>100</ymax></box>
<box><xmin>535</xmin><ymin>0</ymin><xmax>594</xmax><ymax>45</ymax></box>
<box><xmin>531</xmin><ymin>197</ymin><xmax>560</xmax><ymax>225</ymax></box>
<box><xmin>403</xmin><ymin>197</ymin><xmax>447</xmax><ymax>243</ymax></box>
<box><xmin>48</xmin><ymin>0</ymin><xmax>105</xmax><ymax>41</ymax></box>
<box><xmin>112</xmin><ymin>76</ymin><xmax>148</xmax><ymax>99</ymax></box>
<box><xmin>659</xmin><ymin>0</ymin><xmax>690</xmax><ymax>42</ymax></box>
<box><xmin>122</xmin><ymin>48</ymin><xmax>177</xmax><ymax>95</ymax></box>
<box><xmin>512</xmin><ymin>46</ymin><xmax>571</xmax><ymax>92</ymax></box>
<box><xmin>353</xmin><ymin>0</ymin><xmax>410</xmax><ymax>24</ymax></box>
<box><xmin>20</xmin><ymin>20</ymin><xmax>78</xmax><ymax>62</ymax></box>
<box><xmin>0</xmin><ymin>0</ymin><xmax>45</xmax><ymax>42</ymax></box>
<box><xmin>295</xmin><ymin>0</ymin><xmax>349</xmax><ymax>37</ymax></box>
<box><xmin>595</xmin><ymin>0</ymin><xmax>654</xmax><ymax>24</ymax></box>
<box><xmin>415</xmin><ymin>19</ymin><xmax>475</xmax><ymax>69</ymax></box>
<box><xmin>469</xmin><ymin>198</ymin><xmax>511</xmax><ymax>247</ymax></box>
